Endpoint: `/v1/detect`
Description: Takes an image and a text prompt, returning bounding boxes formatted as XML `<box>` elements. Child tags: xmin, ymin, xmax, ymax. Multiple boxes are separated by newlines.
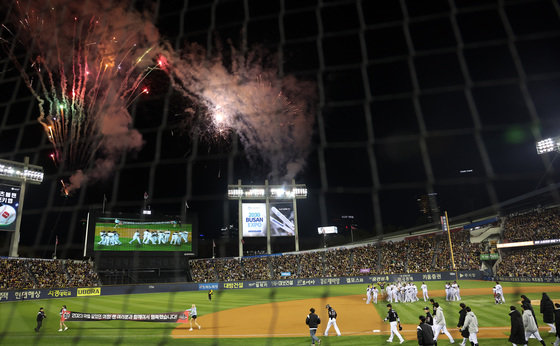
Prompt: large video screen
<box><xmin>93</xmin><ymin>217</ymin><xmax>192</xmax><ymax>252</ymax></box>
<box><xmin>242</xmin><ymin>202</ymin><xmax>295</xmax><ymax>237</ymax></box>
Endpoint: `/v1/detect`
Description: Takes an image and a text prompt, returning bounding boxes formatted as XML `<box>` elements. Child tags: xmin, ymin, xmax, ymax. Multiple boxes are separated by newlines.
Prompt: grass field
<box><xmin>1</xmin><ymin>280</ymin><xmax>559</xmax><ymax>345</ymax></box>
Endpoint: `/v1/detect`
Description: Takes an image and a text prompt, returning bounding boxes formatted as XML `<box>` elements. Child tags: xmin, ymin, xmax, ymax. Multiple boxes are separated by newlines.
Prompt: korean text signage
<box><xmin>64</xmin><ymin>310</ymin><xmax>189</xmax><ymax>323</ymax></box>
<box><xmin>0</xmin><ymin>184</ymin><xmax>21</xmax><ymax>231</ymax></box>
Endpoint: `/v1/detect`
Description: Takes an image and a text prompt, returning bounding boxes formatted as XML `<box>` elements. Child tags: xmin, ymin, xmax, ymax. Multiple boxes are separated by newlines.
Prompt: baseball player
<box><xmin>142</xmin><ymin>230</ymin><xmax>151</xmax><ymax>244</ymax></box>
<box><xmin>366</xmin><ymin>285</ymin><xmax>372</xmax><ymax>304</ymax></box>
<box><xmin>445</xmin><ymin>282</ymin><xmax>451</xmax><ymax>301</ymax></box>
<box><xmin>98</xmin><ymin>231</ymin><xmax>107</xmax><ymax>245</ymax></box>
<box><xmin>129</xmin><ymin>230</ymin><xmax>142</xmax><ymax>244</ymax></box>
<box><xmin>433</xmin><ymin>302</ymin><xmax>454</xmax><ymax>343</ymax></box>
<box><xmin>186</xmin><ymin>304</ymin><xmax>201</xmax><ymax>331</ymax></box>
<box><xmin>171</xmin><ymin>232</ymin><xmax>179</xmax><ymax>245</ymax></box>
<box><xmin>372</xmin><ymin>285</ymin><xmax>379</xmax><ymax>304</ymax></box>
<box><xmin>495</xmin><ymin>281</ymin><xmax>505</xmax><ymax>303</ymax></box>
<box><xmin>181</xmin><ymin>231</ymin><xmax>189</xmax><ymax>243</ymax></box>
<box><xmin>324</xmin><ymin>304</ymin><xmax>341</xmax><ymax>336</ymax></box>
<box><xmin>383</xmin><ymin>304</ymin><xmax>405</xmax><ymax>344</ymax></box>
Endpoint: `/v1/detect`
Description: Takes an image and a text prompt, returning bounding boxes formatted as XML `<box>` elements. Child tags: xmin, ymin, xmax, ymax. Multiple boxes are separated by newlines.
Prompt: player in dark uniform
<box><xmin>35</xmin><ymin>307</ymin><xmax>46</xmax><ymax>332</ymax></box>
<box><xmin>208</xmin><ymin>289</ymin><xmax>213</xmax><ymax>301</ymax></box>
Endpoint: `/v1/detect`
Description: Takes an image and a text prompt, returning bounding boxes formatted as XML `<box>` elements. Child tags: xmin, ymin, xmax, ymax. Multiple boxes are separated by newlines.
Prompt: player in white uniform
<box><xmin>142</xmin><ymin>230</ymin><xmax>151</xmax><ymax>244</ymax></box>
<box><xmin>150</xmin><ymin>231</ymin><xmax>158</xmax><ymax>244</ymax></box>
<box><xmin>129</xmin><ymin>231</ymin><xmax>141</xmax><ymax>244</ymax></box>
<box><xmin>495</xmin><ymin>282</ymin><xmax>505</xmax><ymax>303</ymax></box>
<box><xmin>171</xmin><ymin>232</ymin><xmax>179</xmax><ymax>245</ymax></box>
<box><xmin>164</xmin><ymin>230</ymin><xmax>171</xmax><ymax>243</ymax></box>
<box><xmin>451</xmin><ymin>282</ymin><xmax>460</xmax><ymax>301</ymax></box>
<box><xmin>372</xmin><ymin>286</ymin><xmax>379</xmax><ymax>304</ymax></box>
<box><xmin>421</xmin><ymin>282</ymin><xmax>429</xmax><ymax>301</ymax></box>
<box><xmin>98</xmin><ymin>231</ymin><xmax>106</xmax><ymax>245</ymax></box>
<box><xmin>366</xmin><ymin>285</ymin><xmax>372</xmax><ymax>304</ymax></box>
<box><xmin>181</xmin><ymin>231</ymin><xmax>189</xmax><ymax>243</ymax></box>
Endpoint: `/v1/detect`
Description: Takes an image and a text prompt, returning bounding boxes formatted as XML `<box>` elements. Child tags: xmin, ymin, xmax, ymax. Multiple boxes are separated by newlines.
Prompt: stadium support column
<box><xmin>8</xmin><ymin>157</ymin><xmax>29</xmax><ymax>257</ymax></box>
<box><xmin>292</xmin><ymin>179</ymin><xmax>300</xmax><ymax>252</ymax></box>
<box><xmin>265</xmin><ymin>180</ymin><xmax>271</xmax><ymax>254</ymax></box>
<box><xmin>238</xmin><ymin>179</ymin><xmax>243</xmax><ymax>258</ymax></box>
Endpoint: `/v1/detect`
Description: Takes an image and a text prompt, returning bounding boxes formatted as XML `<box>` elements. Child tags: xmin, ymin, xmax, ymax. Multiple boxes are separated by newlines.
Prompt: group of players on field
<box><xmin>97</xmin><ymin>229</ymin><xmax>189</xmax><ymax>247</ymax></box>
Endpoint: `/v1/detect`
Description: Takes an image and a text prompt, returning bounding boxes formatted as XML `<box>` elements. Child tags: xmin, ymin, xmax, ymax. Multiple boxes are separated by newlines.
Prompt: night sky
<box><xmin>1</xmin><ymin>0</ymin><xmax>560</xmax><ymax>258</ymax></box>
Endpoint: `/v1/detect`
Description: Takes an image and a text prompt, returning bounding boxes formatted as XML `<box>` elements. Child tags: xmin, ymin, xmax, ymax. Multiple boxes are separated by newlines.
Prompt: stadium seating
<box><xmin>0</xmin><ymin>258</ymin><xmax>100</xmax><ymax>290</ymax></box>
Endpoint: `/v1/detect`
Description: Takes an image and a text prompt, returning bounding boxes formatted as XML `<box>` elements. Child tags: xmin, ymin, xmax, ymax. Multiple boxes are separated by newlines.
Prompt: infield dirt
<box><xmin>172</xmin><ymin>285</ymin><xmax>560</xmax><ymax>339</ymax></box>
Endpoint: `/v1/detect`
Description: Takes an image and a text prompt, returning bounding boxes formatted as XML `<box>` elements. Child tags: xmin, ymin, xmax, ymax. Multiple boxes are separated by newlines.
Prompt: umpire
<box><xmin>35</xmin><ymin>307</ymin><xmax>46</xmax><ymax>332</ymax></box>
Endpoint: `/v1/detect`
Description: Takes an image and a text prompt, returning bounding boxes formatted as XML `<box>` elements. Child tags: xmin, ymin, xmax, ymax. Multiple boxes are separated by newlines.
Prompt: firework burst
<box><xmin>2</xmin><ymin>0</ymin><xmax>163</xmax><ymax>192</ymax></box>
<box><xmin>166</xmin><ymin>43</ymin><xmax>316</xmax><ymax>182</ymax></box>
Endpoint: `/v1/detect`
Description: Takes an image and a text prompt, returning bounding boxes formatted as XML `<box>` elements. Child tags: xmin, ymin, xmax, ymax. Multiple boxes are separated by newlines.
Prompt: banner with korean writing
<box><xmin>0</xmin><ymin>183</ymin><xmax>21</xmax><ymax>231</ymax></box>
<box><xmin>63</xmin><ymin>310</ymin><xmax>190</xmax><ymax>323</ymax></box>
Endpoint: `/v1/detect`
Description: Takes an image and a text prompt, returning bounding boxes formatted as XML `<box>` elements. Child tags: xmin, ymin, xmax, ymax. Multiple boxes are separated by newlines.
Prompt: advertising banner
<box><xmin>242</xmin><ymin>203</ymin><xmax>267</xmax><ymax>237</ymax></box>
<box><xmin>270</xmin><ymin>203</ymin><xmax>295</xmax><ymax>236</ymax></box>
<box><xmin>242</xmin><ymin>203</ymin><xmax>295</xmax><ymax>237</ymax></box>
<box><xmin>0</xmin><ymin>183</ymin><xmax>21</xmax><ymax>231</ymax></box>
<box><xmin>63</xmin><ymin>310</ymin><xmax>190</xmax><ymax>323</ymax></box>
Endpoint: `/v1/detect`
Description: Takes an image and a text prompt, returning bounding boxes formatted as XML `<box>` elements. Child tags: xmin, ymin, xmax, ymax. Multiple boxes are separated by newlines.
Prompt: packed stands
<box><xmin>502</xmin><ymin>207</ymin><xmax>560</xmax><ymax>242</ymax></box>
<box><xmin>0</xmin><ymin>258</ymin><xmax>100</xmax><ymax>290</ymax></box>
<box><xmin>189</xmin><ymin>229</ymin><xmax>485</xmax><ymax>283</ymax></box>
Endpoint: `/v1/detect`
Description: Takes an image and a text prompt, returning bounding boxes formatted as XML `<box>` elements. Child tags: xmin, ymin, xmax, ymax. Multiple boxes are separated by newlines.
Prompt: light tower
<box><xmin>0</xmin><ymin>157</ymin><xmax>44</xmax><ymax>257</ymax></box>
<box><xmin>227</xmin><ymin>179</ymin><xmax>307</xmax><ymax>257</ymax></box>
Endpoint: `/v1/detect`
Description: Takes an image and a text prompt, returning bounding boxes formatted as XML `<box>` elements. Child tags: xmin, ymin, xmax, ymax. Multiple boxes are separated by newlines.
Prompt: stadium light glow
<box><xmin>0</xmin><ymin>159</ymin><xmax>44</xmax><ymax>184</ymax></box>
<box><xmin>227</xmin><ymin>184</ymin><xmax>307</xmax><ymax>200</ymax></box>
<box><xmin>228</xmin><ymin>180</ymin><xmax>307</xmax><ymax>256</ymax></box>
<box><xmin>536</xmin><ymin>137</ymin><xmax>560</xmax><ymax>155</ymax></box>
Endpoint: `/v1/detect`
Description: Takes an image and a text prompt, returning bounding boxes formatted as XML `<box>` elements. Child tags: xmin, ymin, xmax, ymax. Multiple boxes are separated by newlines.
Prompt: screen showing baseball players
<box><xmin>93</xmin><ymin>217</ymin><xmax>193</xmax><ymax>252</ymax></box>
<box><xmin>0</xmin><ymin>183</ymin><xmax>21</xmax><ymax>231</ymax></box>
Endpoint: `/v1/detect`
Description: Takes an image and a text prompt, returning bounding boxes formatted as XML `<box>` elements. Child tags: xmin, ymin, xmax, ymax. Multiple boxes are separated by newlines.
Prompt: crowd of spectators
<box><xmin>503</xmin><ymin>207</ymin><xmax>560</xmax><ymax>242</ymax></box>
<box><xmin>189</xmin><ymin>231</ymin><xmax>484</xmax><ymax>283</ymax></box>
<box><xmin>242</xmin><ymin>257</ymin><xmax>270</xmax><ymax>280</ymax></box>
<box><xmin>496</xmin><ymin>245</ymin><xmax>560</xmax><ymax>278</ymax></box>
<box><xmin>434</xmin><ymin>230</ymin><xmax>482</xmax><ymax>271</ymax></box>
<box><xmin>188</xmin><ymin>206</ymin><xmax>560</xmax><ymax>283</ymax></box>
<box><xmin>0</xmin><ymin>258</ymin><xmax>100</xmax><ymax>290</ymax></box>
<box><xmin>270</xmin><ymin>255</ymin><xmax>298</xmax><ymax>279</ymax></box>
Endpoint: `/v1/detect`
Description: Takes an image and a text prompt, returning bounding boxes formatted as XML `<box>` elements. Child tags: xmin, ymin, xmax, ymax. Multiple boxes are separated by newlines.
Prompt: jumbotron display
<box><xmin>93</xmin><ymin>217</ymin><xmax>192</xmax><ymax>252</ymax></box>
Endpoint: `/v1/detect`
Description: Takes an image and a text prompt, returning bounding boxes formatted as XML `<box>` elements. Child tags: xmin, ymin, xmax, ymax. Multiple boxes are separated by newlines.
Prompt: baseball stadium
<box><xmin>1</xmin><ymin>0</ymin><xmax>560</xmax><ymax>345</ymax></box>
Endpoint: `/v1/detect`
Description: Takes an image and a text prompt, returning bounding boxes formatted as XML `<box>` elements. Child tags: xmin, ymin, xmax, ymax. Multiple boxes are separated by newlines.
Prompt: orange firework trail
<box><xmin>1</xmin><ymin>0</ymin><xmax>163</xmax><ymax>191</ymax></box>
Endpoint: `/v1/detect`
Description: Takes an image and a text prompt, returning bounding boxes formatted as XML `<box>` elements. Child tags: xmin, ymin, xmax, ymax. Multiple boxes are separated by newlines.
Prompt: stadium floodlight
<box><xmin>227</xmin><ymin>185</ymin><xmax>307</xmax><ymax>200</ymax></box>
<box><xmin>536</xmin><ymin>137</ymin><xmax>560</xmax><ymax>155</ymax></box>
<box><xmin>0</xmin><ymin>159</ymin><xmax>44</xmax><ymax>184</ymax></box>
<box><xmin>227</xmin><ymin>180</ymin><xmax>307</xmax><ymax>256</ymax></box>
<box><xmin>0</xmin><ymin>157</ymin><xmax>44</xmax><ymax>258</ymax></box>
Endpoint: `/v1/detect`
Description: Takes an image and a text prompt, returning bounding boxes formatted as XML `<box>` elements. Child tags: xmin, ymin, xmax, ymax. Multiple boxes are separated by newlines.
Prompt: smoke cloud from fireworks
<box><xmin>4</xmin><ymin>0</ymin><xmax>161</xmax><ymax>192</ymax></box>
<box><xmin>5</xmin><ymin>0</ymin><xmax>316</xmax><ymax>192</ymax></box>
<box><xmin>166</xmin><ymin>43</ymin><xmax>316</xmax><ymax>182</ymax></box>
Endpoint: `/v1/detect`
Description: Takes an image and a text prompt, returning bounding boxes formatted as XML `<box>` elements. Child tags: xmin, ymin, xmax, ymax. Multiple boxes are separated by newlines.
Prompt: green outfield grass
<box><xmin>1</xmin><ymin>280</ymin><xmax>559</xmax><ymax>345</ymax></box>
